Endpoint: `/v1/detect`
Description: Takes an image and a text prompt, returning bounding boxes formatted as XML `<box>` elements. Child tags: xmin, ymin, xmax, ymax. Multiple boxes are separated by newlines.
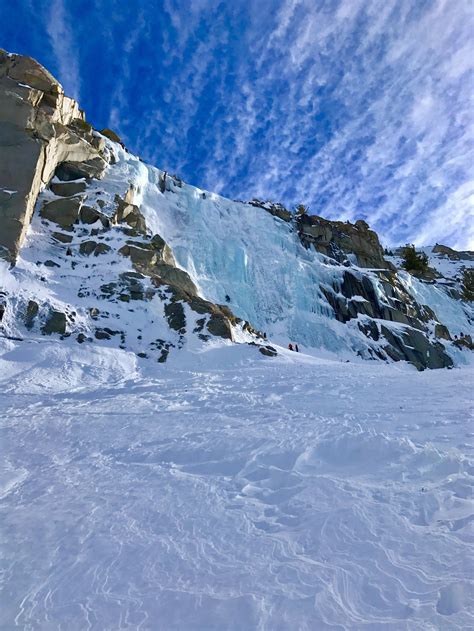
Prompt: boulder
<box><xmin>207</xmin><ymin>313</ymin><xmax>233</xmax><ymax>340</ymax></box>
<box><xmin>158</xmin><ymin>349</ymin><xmax>169</xmax><ymax>363</ymax></box>
<box><xmin>153</xmin><ymin>264</ymin><xmax>197</xmax><ymax>295</ymax></box>
<box><xmin>164</xmin><ymin>301</ymin><xmax>186</xmax><ymax>332</ymax></box>
<box><xmin>80</xmin><ymin>205</ymin><xmax>104</xmax><ymax>224</ymax></box>
<box><xmin>435</xmin><ymin>324</ymin><xmax>451</xmax><ymax>341</ymax></box>
<box><xmin>80</xmin><ymin>240</ymin><xmax>111</xmax><ymax>256</ymax></box>
<box><xmin>94</xmin><ymin>327</ymin><xmax>120</xmax><ymax>340</ymax></box>
<box><xmin>50</xmin><ymin>181</ymin><xmax>87</xmax><ymax>197</ymax></box>
<box><xmin>80</xmin><ymin>241</ymin><xmax>98</xmax><ymax>256</ymax></box>
<box><xmin>40</xmin><ymin>197</ymin><xmax>83</xmax><ymax>228</ymax></box>
<box><xmin>259</xmin><ymin>345</ymin><xmax>277</xmax><ymax>357</ymax></box>
<box><xmin>118</xmin><ymin>234</ymin><xmax>190</xmax><ymax>293</ymax></box>
<box><xmin>24</xmin><ymin>300</ymin><xmax>39</xmax><ymax>329</ymax></box>
<box><xmin>55</xmin><ymin>157</ymin><xmax>107</xmax><ymax>181</ymax></box>
<box><xmin>94</xmin><ymin>243</ymin><xmax>111</xmax><ymax>256</ymax></box>
<box><xmin>119</xmin><ymin>243</ymin><xmax>154</xmax><ymax>267</ymax></box>
<box><xmin>42</xmin><ymin>310</ymin><xmax>67</xmax><ymax>335</ymax></box>
<box><xmin>100</xmin><ymin>128</ymin><xmax>121</xmax><ymax>143</ymax></box>
<box><xmin>52</xmin><ymin>232</ymin><xmax>73</xmax><ymax>244</ymax></box>
<box><xmin>150</xmin><ymin>234</ymin><xmax>175</xmax><ymax>264</ymax></box>
<box><xmin>114</xmin><ymin>196</ymin><xmax>147</xmax><ymax>234</ymax></box>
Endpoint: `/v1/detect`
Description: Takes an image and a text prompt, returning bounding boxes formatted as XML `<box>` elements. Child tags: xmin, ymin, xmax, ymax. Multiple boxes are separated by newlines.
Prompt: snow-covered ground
<box><xmin>1</xmin><ymin>141</ymin><xmax>473</xmax><ymax>629</ymax></box>
<box><xmin>1</xmin><ymin>338</ymin><xmax>473</xmax><ymax>630</ymax></box>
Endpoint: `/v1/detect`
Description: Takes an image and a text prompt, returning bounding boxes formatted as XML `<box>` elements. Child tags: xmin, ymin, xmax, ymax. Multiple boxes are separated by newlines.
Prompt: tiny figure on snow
<box><xmin>225</xmin><ymin>294</ymin><xmax>231</xmax><ymax>303</ymax></box>
<box><xmin>263</xmin><ymin>332</ymin><xmax>267</xmax><ymax>339</ymax></box>
<box><xmin>295</xmin><ymin>344</ymin><xmax>299</xmax><ymax>352</ymax></box>
<box><xmin>288</xmin><ymin>343</ymin><xmax>293</xmax><ymax>351</ymax></box>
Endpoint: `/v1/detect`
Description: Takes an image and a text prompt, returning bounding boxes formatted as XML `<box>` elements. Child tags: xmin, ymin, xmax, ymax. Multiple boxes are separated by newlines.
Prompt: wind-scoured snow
<box><xmin>0</xmin><ymin>339</ymin><xmax>473</xmax><ymax>629</ymax></box>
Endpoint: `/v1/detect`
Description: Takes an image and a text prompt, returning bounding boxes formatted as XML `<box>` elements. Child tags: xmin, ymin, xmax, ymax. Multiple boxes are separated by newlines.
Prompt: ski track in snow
<box><xmin>0</xmin><ymin>340</ymin><xmax>473</xmax><ymax>630</ymax></box>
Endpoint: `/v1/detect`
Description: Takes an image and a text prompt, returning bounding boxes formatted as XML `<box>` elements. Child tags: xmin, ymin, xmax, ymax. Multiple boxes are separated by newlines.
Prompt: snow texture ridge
<box><xmin>0</xmin><ymin>339</ymin><xmax>473</xmax><ymax>629</ymax></box>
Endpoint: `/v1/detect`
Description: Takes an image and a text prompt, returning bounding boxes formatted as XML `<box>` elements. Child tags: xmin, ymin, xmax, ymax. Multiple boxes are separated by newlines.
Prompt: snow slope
<box><xmin>1</xmin><ymin>339</ymin><xmax>473</xmax><ymax>629</ymax></box>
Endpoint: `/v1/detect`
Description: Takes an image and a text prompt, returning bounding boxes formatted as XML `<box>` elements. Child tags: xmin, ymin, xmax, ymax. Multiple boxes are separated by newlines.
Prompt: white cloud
<box><xmin>46</xmin><ymin>0</ymin><xmax>81</xmax><ymax>100</ymax></box>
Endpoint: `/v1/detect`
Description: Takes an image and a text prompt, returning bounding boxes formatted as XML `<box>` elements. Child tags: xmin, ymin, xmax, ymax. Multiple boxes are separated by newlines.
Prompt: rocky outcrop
<box><xmin>379</xmin><ymin>324</ymin><xmax>451</xmax><ymax>370</ymax></box>
<box><xmin>255</xmin><ymin>200</ymin><xmax>391</xmax><ymax>268</ymax></box>
<box><xmin>256</xmin><ymin>203</ymin><xmax>462</xmax><ymax>370</ymax></box>
<box><xmin>1</xmin><ymin>154</ymin><xmax>254</xmax><ymax>355</ymax></box>
<box><xmin>42</xmin><ymin>310</ymin><xmax>67</xmax><ymax>335</ymax></box>
<box><xmin>0</xmin><ymin>49</ymin><xmax>110</xmax><ymax>262</ymax></box>
<box><xmin>432</xmin><ymin>244</ymin><xmax>474</xmax><ymax>262</ymax></box>
<box><xmin>297</xmin><ymin>214</ymin><xmax>390</xmax><ymax>269</ymax></box>
<box><xmin>248</xmin><ymin>199</ymin><xmax>292</xmax><ymax>222</ymax></box>
<box><xmin>318</xmin><ymin>267</ymin><xmax>454</xmax><ymax>369</ymax></box>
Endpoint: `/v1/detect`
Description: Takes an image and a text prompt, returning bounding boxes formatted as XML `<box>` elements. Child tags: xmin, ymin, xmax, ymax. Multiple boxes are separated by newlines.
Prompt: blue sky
<box><xmin>1</xmin><ymin>0</ymin><xmax>473</xmax><ymax>248</ymax></box>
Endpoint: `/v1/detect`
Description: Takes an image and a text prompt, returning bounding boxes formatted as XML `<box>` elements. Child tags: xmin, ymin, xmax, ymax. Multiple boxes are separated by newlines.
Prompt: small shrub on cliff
<box><xmin>295</xmin><ymin>204</ymin><xmax>309</xmax><ymax>216</ymax></box>
<box><xmin>401</xmin><ymin>244</ymin><xmax>429</xmax><ymax>274</ymax></box>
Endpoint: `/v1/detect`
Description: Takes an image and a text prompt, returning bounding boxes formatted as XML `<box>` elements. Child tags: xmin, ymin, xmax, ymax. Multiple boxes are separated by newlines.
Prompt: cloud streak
<box><xmin>45</xmin><ymin>0</ymin><xmax>81</xmax><ymax>100</ymax></box>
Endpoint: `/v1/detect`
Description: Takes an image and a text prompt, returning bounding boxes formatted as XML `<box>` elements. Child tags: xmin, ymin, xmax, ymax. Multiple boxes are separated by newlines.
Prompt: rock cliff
<box><xmin>0</xmin><ymin>51</ymin><xmax>260</xmax><ymax>361</ymax></box>
<box><xmin>0</xmin><ymin>49</ymin><xmax>110</xmax><ymax>262</ymax></box>
<box><xmin>0</xmin><ymin>51</ymin><xmax>472</xmax><ymax>369</ymax></box>
<box><xmin>252</xmin><ymin>201</ymin><xmax>473</xmax><ymax>369</ymax></box>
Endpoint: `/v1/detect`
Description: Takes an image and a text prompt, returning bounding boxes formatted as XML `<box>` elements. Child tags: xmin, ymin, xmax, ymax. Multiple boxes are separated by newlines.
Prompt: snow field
<box><xmin>0</xmin><ymin>339</ymin><xmax>473</xmax><ymax>629</ymax></box>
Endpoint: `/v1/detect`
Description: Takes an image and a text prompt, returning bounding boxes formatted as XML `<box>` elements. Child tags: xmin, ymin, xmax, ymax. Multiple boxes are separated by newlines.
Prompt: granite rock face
<box><xmin>297</xmin><ymin>214</ymin><xmax>389</xmax><ymax>269</ymax></box>
<box><xmin>0</xmin><ymin>49</ymin><xmax>109</xmax><ymax>262</ymax></box>
<box><xmin>432</xmin><ymin>243</ymin><xmax>474</xmax><ymax>262</ymax></box>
